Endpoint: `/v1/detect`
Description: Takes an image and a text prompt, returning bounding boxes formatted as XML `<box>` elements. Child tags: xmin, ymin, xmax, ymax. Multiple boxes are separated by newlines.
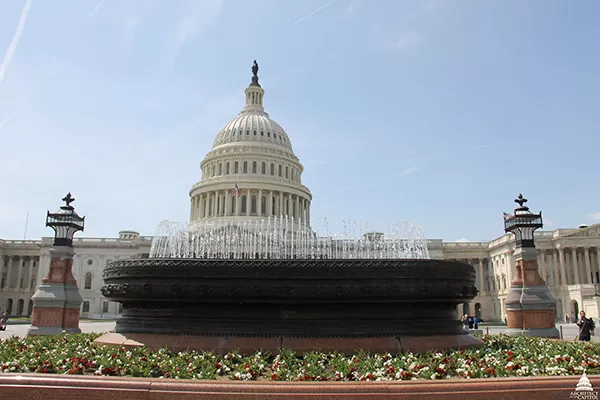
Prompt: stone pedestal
<box><xmin>27</xmin><ymin>246</ymin><xmax>83</xmax><ymax>336</ymax></box>
<box><xmin>505</xmin><ymin>247</ymin><xmax>559</xmax><ymax>337</ymax></box>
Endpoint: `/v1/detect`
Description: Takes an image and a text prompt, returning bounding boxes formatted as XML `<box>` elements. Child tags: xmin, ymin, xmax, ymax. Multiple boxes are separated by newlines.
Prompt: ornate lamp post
<box><xmin>503</xmin><ymin>194</ymin><xmax>559</xmax><ymax>338</ymax></box>
<box><xmin>28</xmin><ymin>193</ymin><xmax>85</xmax><ymax>336</ymax></box>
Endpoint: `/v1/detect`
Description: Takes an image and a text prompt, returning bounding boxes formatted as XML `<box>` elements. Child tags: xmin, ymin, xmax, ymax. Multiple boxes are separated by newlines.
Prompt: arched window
<box><xmin>234</xmin><ymin>162</ymin><xmax>239</xmax><ymax>174</ymax></box>
<box><xmin>252</xmin><ymin>161</ymin><xmax>257</xmax><ymax>174</ymax></box>
<box><xmin>241</xmin><ymin>195</ymin><xmax>247</xmax><ymax>214</ymax></box>
<box><xmin>231</xmin><ymin>196</ymin><xmax>236</xmax><ymax>214</ymax></box>
<box><xmin>291</xmin><ymin>169</ymin><xmax>294</xmax><ymax>181</ymax></box>
<box><xmin>278</xmin><ymin>165</ymin><xmax>282</xmax><ymax>177</ymax></box>
<box><xmin>243</xmin><ymin>161</ymin><xmax>248</xmax><ymax>173</ymax></box>
<box><xmin>261</xmin><ymin>196</ymin><xmax>266</xmax><ymax>215</ymax></box>
<box><xmin>285</xmin><ymin>166</ymin><xmax>289</xmax><ymax>179</ymax></box>
<box><xmin>251</xmin><ymin>196</ymin><xmax>257</xmax><ymax>214</ymax></box>
<box><xmin>212</xmin><ymin>166</ymin><xmax>215</xmax><ymax>177</ymax></box>
<box><xmin>226</xmin><ymin>163</ymin><xmax>230</xmax><ymax>174</ymax></box>
<box><xmin>270</xmin><ymin>163</ymin><xmax>274</xmax><ymax>175</ymax></box>
<box><xmin>84</xmin><ymin>272</ymin><xmax>92</xmax><ymax>290</ymax></box>
<box><xmin>208</xmin><ymin>198</ymin><xmax>213</xmax><ymax>217</ymax></box>
<box><xmin>218</xmin><ymin>163</ymin><xmax>222</xmax><ymax>175</ymax></box>
<box><xmin>261</xmin><ymin>162</ymin><xmax>266</xmax><ymax>174</ymax></box>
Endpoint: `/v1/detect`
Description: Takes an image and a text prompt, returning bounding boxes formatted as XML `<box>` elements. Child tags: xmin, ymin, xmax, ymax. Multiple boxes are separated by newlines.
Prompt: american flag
<box><xmin>235</xmin><ymin>183</ymin><xmax>240</xmax><ymax>197</ymax></box>
<box><xmin>503</xmin><ymin>212</ymin><xmax>512</xmax><ymax>220</ymax></box>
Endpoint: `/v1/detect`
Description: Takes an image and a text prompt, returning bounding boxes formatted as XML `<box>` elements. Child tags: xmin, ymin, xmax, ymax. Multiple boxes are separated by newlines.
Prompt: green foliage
<box><xmin>1</xmin><ymin>333</ymin><xmax>599</xmax><ymax>381</ymax></box>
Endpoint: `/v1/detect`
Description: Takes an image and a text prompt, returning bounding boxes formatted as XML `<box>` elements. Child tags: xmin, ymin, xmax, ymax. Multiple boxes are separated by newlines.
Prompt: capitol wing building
<box><xmin>2</xmin><ymin>63</ymin><xmax>600</xmax><ymax>323</ymax></box>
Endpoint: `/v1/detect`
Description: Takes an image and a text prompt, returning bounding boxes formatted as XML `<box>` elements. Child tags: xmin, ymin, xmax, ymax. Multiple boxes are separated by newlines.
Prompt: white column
<box><xmin>225</xmin><ymin>192</ymin><xmax>231</xmax><ymax>216</ymax></box>
<box><xmin>204</xmin><ymin>193</ymin><xmax>210</xmax><ymax>218</ymax></box>
<box><xmin>572</xmin><ymin>248</ymin><xmax>580</xmax><ymax>285</ymax></box>
<box><xmin>295</xmin><ymin>195</ymin><xmax>299</xmax><ymax>220</ymax></box>
<box><xmin>279</xmin><ymin>192</ymin><xmax>283</xmax><ymax>217</ymax></box>
<box><xmin>27</xmin><ymin>257</ymin><xmax>35</xmax><ymax>291</ymax></box>
<box><xmin>259</xmin><ymin>189</ymin><xmax>263</xmax><ymax>216</ymax></box>
<box><xmin>584</xmin><ymin>246</ymin><xmax>592</xmax><ymax>283</ymax></box>
<box><xmin>16</xmin><ymin>256</ymin><xmax>24</xmax><ymax>290</ymax></box>
<box><xmin>478</xmin><ymin>258</ymin><xmax>485</xmax><ymax>296</ymax></box>
<box><xmin>246</xmin><ymin>191</ymin><xmax>251</xmax><ymax>216</ymax></box>
<box><xmin>5</xmin><ymin>257</ymin><xmax>13</xmax><ymax>289</ymax></box>
<box><xmin>267</xmin><ymin>191</ymin><xmax>273</xmax><ymax>217</ymax></box>
<box><xmin>558</xmin><ymin>246</ymin><xmax>567</xmax><ymax>286</ymax></box>
<box><xmin>307</xmin><ymin>201</ymin><xmax>310</xmax><ymax>225</ymax></box>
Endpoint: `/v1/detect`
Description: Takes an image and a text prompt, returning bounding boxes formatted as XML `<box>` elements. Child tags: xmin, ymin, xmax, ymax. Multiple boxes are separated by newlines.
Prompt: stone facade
<box><xmin>1</xmin><ymin>225</ymin><xmax>599</xmax><ymax>322</ymax></box>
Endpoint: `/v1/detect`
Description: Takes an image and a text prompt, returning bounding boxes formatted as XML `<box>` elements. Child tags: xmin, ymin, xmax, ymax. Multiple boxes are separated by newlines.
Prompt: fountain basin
<box><xmin>99</xmin><ymin>258</ymin><xmax>483</xmax><ymax>353</ymax></box>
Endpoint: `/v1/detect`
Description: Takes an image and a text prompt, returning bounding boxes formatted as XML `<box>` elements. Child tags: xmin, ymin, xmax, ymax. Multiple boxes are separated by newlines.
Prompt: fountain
<box><xmin>99</xmin><ymin>218</ymin><xmax>482</xmax><ymax>354</ymax></box>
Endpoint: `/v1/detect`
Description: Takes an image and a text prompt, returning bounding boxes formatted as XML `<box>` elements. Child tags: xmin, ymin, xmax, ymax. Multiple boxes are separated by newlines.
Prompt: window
<box><xmin>102</xmin><ymin>302</ymin><xmax>109</xmax><ymax>313</ymax></box>
<box><xmin>261</xmin><ymin>131</ymin><xmax>264</xmax><ymax>136</ymax></box>
<box><xmin>84</xmin><ymin>272</ymin><xmax>92</xmax><ymax>289</ymax></box>
<box><xmin>87</xmin><ymin>259</ymin><xmax>93</xmax><ymax>266</ymax></box>
<box><xmin>231</xmin><ymin>196</ymin><xmax>236</xmax><ymax>214</ymax></box>
<box><xmin>285</xmin><ymin>166</ymin><xmax>289</xmax><ymax>179</ymax></box>
<box><xmin>291</xmin><ymin>169</ymin><xmax>295</xmax><ymax>181</ymax></box>
<box><xmin>267</xmin><ymin>132</ymin><xmax>271</xmax><ymax>137</ymax></box>
<box><xmin>251</xmin><ymin>196</ymin><xmax>257</xmax><ymax>214</ymax></box>
<box><xmin>261</xmin><ymin>196</ymin><xmax>266</xmax><ymax>215</ymax></box>
<box><xmin>243</xmin><ymin>161</ymin><xmax>248</xmax><ymax>173</ymax></box>
<box><xmin>234</xmin><ymin>162</ymin><xmax>239</xmax><ymax>173</ymax></box>
<box><xmin>118</xmin><ymin>303</ymin><xmax>124</xmax><ymax>314</ymax></box>
<box><xmin>218</xmin><ymin>163</ymin><xmax>222</xmax><ymax>175</ymax></box>
<box><xmin>252</xmin><ymin>161</ymin><xmax>257</xmax><ymax>174</ymax></box>
<box><xmin>241</xmin><ymin>195</ymin><xmax>247</xmax><ymax>213</ymax></box>
<box><xmin>278</xmin><ymin>165</ymin><xmax>282</xmax><ymax>177</ymax></box>
<box><xmin>82</xmin><ymin>301</ymin><xmax>90</xmax><ymax>313</ymax></box>
<box><xmin>253</xmin><ymin>130</ymin><xmax>257</xmax><ymax>136</ymax></box>
<box><xmin>270</xmin><ymin>163</ymin><xmax>274</xmax><ymax>175</ymax></box>
<box><xmin>261</xmin><ymin>162</ymin><xmax>266</xmax><ymax>174</ymax></box>
<box><xmin>226</xmin><ymin>163</ymin><xmax>230</xmax><ymax>174</ymax></box>
<box><xmin>208</xmin><ymin>198</ymin><xmax>213</xmax><ymax>216</ymax></box>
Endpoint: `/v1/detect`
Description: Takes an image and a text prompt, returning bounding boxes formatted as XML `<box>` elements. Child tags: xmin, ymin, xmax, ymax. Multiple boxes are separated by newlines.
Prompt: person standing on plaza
<box><xmin>577</xmin><ymin>311</ymin><xmax>595</xmax><ymax>342</ymax></box>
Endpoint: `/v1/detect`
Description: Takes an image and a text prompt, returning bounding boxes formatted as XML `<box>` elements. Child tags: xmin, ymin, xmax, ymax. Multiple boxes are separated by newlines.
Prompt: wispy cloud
<box><xmin>123</xmin><ymin>15</ymin><xmax>141</xmax><ymax>49</ymax></box>
<box><xmin>169</xmin><ymin>0</ymin><xmax>224</xmax><ymax>66</ymax></box>
<box><xmin>588</xmin><ymin>212</ymin><xmax>600</xmax><ymax>221</ymax></box>
<box><xmin>88</xmin><ymin>0</ymin><xmax>107</xmax><ymax>17</ymax></box>
<box><xmin>390</xmin><ymin>31</ymin><xmax>420</xmax><ymax>51</ymax></box>
<box><xmin>0</xmin><ymin>0</ymin><xmax>33</xmax><ymax>85</ymax></box>
<box><xmin>400</xmin><ymin>166</ymin><xmax>420</xmax><ymax>176</ymax></box>
<box><xmin>0</xmin><ymin>118</ymin><xmax>9</xmax><ymax>131</ymax></box>
<box><xmin>292</xmin><ymin>0</ymin><xmax>337</xmax><ymax>27</ymax></box>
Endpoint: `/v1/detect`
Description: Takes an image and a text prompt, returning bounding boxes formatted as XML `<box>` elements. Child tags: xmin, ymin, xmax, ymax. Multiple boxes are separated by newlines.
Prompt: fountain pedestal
<box><xmin>97</xmin><ymin>258</ymin><xmax>483</xmax><ymax>354</ymax></box>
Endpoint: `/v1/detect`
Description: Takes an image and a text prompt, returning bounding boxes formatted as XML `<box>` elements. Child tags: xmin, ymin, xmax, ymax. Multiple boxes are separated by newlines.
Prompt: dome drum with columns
<box><xmin>189</xmin><ymin>61</ymin><xmax>312</xmax><ymax>229</ymax></box>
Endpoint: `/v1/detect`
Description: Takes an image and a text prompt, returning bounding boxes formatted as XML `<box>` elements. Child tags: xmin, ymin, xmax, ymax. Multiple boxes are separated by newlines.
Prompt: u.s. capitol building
<box><xmin>1</xmin><ymin>63</ymin><xmax>599</xmax><ymax>324</ymax></box>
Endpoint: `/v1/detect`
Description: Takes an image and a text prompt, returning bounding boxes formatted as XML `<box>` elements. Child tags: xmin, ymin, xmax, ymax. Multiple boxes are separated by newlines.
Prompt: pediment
<box><xmin>564</xmin><ymin>224</ymin><xmax>600</xmax><ymax>238</ymax></box>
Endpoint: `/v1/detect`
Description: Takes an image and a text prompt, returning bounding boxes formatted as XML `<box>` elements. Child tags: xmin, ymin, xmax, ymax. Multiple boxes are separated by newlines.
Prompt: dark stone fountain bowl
<box><xmin>98</xmin><ymin>258</ymin><xmax>483</xmax><ymax>354</ymax></box>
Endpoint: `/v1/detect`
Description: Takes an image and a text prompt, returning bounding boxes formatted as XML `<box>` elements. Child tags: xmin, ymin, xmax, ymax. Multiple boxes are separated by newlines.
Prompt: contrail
<box><xmin>292</xmin><ymin>0</ymin><xmax>336</xmax><ymax>27</ymax></box>
<box><xmin>88</xmin><ymin>0</ymin><xmax>107</xmax><ymax>17</ymax></box>
<box><xmin>0</xmin><ymin>0</ymin><xmax>33</xmax><ymax>85</ymax></box>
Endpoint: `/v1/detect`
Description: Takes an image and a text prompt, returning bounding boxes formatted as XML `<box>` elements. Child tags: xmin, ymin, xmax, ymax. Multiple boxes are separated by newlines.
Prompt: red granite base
<box><xmin>94</xmin><ymin>332</ymin><xmax>484</xmax><ymax>354</ymax></box>
<box><xmin>0</xmin><ymin>373</ymin><xmax>592</xmax><ymax>399</ymax></box>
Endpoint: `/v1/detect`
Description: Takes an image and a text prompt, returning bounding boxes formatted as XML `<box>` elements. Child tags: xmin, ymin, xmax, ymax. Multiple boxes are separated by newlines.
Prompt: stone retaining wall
<box><xmin>0</xmin><ymin>374</ymin><xmax>595</xmax><ymax>399</ymax></box>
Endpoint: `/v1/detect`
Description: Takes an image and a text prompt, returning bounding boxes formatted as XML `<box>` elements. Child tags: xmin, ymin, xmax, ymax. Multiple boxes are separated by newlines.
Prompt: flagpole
<box><xmin>23</xmin><ymin>211</ymin><xmax>29</xmax><ymax>240</ymax></box>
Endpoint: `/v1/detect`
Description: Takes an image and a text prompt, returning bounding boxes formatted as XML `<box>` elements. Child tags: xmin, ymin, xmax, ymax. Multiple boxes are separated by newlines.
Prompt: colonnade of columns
<box><xmin>1</xmin><ymin>256</ymin><xmax>38</xmax><ymax>292</ymax></box>
<box><xmin>538</xmin><ymin>245</ymin><xmax>600</xmax><ymax>287</ymax></box>
<box><xmin>190</xmin><ymin>189</ymin><xmax>311</xmax><ymax>224</ymax></box>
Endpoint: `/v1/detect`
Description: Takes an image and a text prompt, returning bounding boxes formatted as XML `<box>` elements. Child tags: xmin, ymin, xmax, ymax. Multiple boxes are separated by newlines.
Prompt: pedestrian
<box><xmin>577</xmin><ymin>311</ymin><xmax>595</xmax><ymax>342</ymax></box>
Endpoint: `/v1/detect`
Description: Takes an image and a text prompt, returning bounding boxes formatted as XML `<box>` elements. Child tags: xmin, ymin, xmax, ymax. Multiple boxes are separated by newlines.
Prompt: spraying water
<box><xmin>149</xmin><ymin>217</ymin><xmax>429</xmax><ymax>259</ymax></box>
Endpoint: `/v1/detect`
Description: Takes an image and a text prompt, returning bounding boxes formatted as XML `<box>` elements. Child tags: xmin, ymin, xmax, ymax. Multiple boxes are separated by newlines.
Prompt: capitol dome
<box><xmin>188</xmin><ymin>61</ymin><xmax>312</xmax><ymax>228</ymax></box>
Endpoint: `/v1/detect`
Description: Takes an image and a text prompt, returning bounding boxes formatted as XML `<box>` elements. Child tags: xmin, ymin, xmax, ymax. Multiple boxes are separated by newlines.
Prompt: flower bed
<box><xmin>1</xmin><ymin>333</ymin><xmax>599</xmax><ymax>381</ymax></box>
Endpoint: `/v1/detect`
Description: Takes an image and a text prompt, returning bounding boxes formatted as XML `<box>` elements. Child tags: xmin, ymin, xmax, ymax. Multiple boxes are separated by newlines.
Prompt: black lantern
<box><xmin>46</xmin><ymin>193</ymin><xmax>85</xmax><ymax>247</ymax></box>
<box><xmin>503</xmin><ymin>193</ymin><xmax>542</xmax><ymax>248</ymax></box>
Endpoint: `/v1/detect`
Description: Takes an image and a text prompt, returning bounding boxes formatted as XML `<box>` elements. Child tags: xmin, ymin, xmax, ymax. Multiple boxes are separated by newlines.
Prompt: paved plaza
<box><xmin>1</xmin><ymin>321</ymin><xmax>597</xmax><ymax>343</ymax></box>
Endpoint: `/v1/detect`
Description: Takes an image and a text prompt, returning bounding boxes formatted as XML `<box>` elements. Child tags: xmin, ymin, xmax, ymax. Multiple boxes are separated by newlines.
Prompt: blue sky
<box><xmin>0</xmin><ymin>0</ymin><xmax>599</xmax><ymax>242</ymax></box>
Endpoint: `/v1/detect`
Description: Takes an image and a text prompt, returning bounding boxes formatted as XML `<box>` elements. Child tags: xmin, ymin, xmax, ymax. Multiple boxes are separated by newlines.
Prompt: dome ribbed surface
<box><xmin>212</xmin><ymin>111</ymin><xmax>293</xmax><ymax>151</ymax></box>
